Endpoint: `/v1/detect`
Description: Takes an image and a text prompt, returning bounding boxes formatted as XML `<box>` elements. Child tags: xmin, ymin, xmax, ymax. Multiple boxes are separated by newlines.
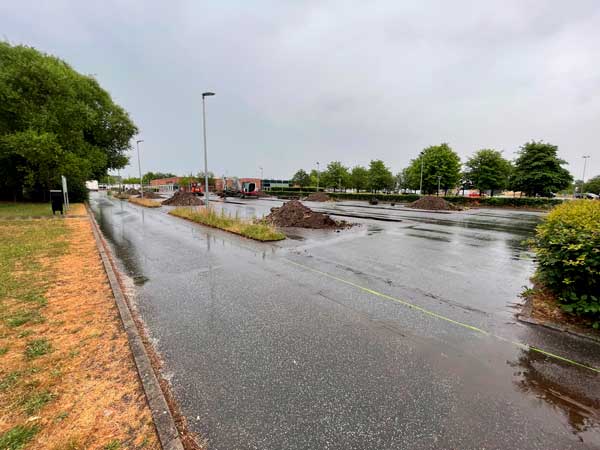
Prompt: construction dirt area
<box><xmin>162</xmin><ymin>191</ymin><xmax>203</xmax><ymax>206</ymax></box>
<box><xmin>407</xmin><ymin>195</ymin><xmax>463</xmax><ymax>211</ymax></box>
<box><xmin>305</xmin><ymin>192</ymin><xmax>330</xmax><ymax>202</ymax></box>
<box><xmin>265</xmin><ymin>200</ymin><xmax>348</xmax><ymax>229</ymax></box>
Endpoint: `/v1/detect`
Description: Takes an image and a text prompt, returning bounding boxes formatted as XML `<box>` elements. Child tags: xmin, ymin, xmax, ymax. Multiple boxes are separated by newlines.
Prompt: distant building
<box><xmin>261</xmin><ymin>179</ymin><xmax>290</xmax><ymax>190</ymax></box>
<box><xmin>85</xmin><ymin>180</ymin><xmax>99</xmax><ymax>191</ymax></box>
<box><xmin>150</xmin><ymin>177</ymin><xmax>182</xmax><ymax>192</ymax></box>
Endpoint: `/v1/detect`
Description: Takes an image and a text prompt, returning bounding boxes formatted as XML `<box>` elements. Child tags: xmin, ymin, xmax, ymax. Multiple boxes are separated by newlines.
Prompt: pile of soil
<box><xmin>138</xmin><ymin>191</ymin><xmax>161</xmax><ymax>199</ymax></box>
<box><xmin>162</xmin><ymin>191</ymin><xmax>203</xmax><ymax>206</ymax></box>
<box><xmin>266</xmin><ymin>200</ymin><xmax>345</xmax><ymax>229</ymax></box>
<box><xmin>408</xmin><ymin>196</ymin><xmax>462</xmax><ymax>211</ymax></box>
<box><xmin>305</xmin><ymin>192</ymin><xmax>330</xmax><ymax>202</ymax></box>
<box><xmin>124</xmin><ymin>188</ymin><xmax>140</xmax><ymax>196</ymax></box>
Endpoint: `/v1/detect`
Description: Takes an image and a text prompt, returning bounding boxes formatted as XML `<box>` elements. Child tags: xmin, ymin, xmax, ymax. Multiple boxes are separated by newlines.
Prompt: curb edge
<box><xmin>85</xmin><ymin>203</ymin><xmax>185</xmax><ymax>450</ymax></box>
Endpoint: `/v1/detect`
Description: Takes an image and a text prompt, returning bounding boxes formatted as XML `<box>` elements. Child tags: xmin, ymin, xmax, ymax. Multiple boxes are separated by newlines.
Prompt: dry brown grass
<box><xmin>0</xmin><ymin>216</ymin><xmax>159</xmax><ymax>449</ymax></box>
<box><xmin>128</xmin><ymin>198</ymin><xmax>161</xmax><ymax>208</ymax></box>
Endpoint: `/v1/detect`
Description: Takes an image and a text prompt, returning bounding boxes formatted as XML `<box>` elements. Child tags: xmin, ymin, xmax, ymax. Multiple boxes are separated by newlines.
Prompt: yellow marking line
<box><xmin>284</xmin><ymin>258</ymin><xmax>600</xmax><ymax>374</ymax></box>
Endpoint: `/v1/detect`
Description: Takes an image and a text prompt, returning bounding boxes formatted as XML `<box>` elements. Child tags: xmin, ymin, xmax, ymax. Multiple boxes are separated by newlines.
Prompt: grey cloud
<box><xmin>1</xmin><ymin>0</ymin><xmax>599</xmax><ymax>180</ymax></box>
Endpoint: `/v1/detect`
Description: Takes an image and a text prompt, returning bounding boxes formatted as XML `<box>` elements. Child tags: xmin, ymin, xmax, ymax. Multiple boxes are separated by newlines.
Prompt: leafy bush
<box><xmin>533</xmin><ymin>200</ymin><xmax>600</xmax><ymax>326</ymax></box>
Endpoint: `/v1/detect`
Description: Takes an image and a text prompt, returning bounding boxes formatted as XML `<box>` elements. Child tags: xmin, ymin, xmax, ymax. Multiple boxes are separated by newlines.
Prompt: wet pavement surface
<box><xmin>90</xmin><ymin>193</ymin><xmax>600</xmax><ymax>450</ymax></box>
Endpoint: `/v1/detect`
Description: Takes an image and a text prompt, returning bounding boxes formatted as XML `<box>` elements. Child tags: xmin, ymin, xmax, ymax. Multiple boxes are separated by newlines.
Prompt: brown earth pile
<box><xmin>162</xmin><ymin>191</ymin><xmax>203</xmax><ymax>206</ymax></box>
<box><xmin>138</xmin><ymin>191</ymin><xmax>162</xmax><ymax>199</ymax></box>
<box><xmin>266</xmin><ymin>200</ymin><xmax>345</xmax><ymax>228</ymax></box>
<box><xmin>124</xmin><ymin>188</ymin><xmax>140</xmax><ymax>195</ymax></box>
<box><xmin>305</xmin><ymin>192</ymin><xmax>330</xmax><ymax>202</ymax></box>
<box><xmin>408</xmin><ymin>196</ymin><xmax>462</xmax><ymax>211</ymax></box>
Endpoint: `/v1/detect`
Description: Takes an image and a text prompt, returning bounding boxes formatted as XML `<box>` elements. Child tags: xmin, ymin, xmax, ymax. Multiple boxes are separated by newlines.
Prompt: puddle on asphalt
<box><xmin>367</xmin><ymin>224</ymin><xmax>383</xmax><ymax>236</ymax></box>
<box><xmin>509</xmin><ymin>349</ymin><xmax>600</xmax><ymax>445</ymax></box>
<box><xmin>405</xmin><ymin>232</ymin><xmax>452</xmax><ymax>242</ymax></box>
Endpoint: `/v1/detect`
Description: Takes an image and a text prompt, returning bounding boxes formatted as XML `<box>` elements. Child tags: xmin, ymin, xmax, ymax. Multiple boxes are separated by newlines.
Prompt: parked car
<box><xmin>574</xmin><ymin>192</ymin><xmax>599</xmax><ymax>199</ymax></box>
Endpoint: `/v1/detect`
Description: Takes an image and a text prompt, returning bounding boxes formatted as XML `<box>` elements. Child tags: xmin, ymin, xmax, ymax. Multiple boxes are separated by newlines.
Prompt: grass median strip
<box><xmin>128</xmin><ymin>197</ymin><xmax>162</xmax><ymax>208</ymax></box>
<box><xmin>0</xmin><ymin>204</ymin><xmax>159</xmax><ymax>448</ymax></box>
<box><xmin>170</xmin><ymin>206</ymin><xmax>286</xmax><ymax>241</ymax></box>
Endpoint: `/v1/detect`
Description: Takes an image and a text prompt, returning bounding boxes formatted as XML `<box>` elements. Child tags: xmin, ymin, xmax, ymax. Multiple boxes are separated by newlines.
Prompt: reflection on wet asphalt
<box><xmin>91</xmin><ymin>193</ymin><xmax>600</xmax><ymax>450</ymax></box>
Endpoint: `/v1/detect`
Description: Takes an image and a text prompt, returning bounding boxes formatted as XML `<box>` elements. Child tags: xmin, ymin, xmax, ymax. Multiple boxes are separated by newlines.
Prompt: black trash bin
<box><xmin>50</xmin><ymin>190</ymin><xmax>63</xmax><ymax>215</ymax></box>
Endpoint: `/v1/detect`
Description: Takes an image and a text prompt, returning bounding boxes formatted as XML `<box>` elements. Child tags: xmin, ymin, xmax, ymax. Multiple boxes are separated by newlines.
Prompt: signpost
<box><xmin>61</xmin><ymin>175</ymin><xmax>70</xmax><ymax>212</ymax></box>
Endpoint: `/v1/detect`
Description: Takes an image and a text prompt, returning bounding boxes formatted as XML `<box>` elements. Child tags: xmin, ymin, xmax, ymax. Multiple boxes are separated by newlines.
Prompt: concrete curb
<box><xmin>517</xmin><ymin>297</ymin><xmax>600</xmax><ymax>345</ymax></box>
<box><xmin>85</xmin><ymin>203</ymin><xmax>185</xmax><ymax>450</ymax></box>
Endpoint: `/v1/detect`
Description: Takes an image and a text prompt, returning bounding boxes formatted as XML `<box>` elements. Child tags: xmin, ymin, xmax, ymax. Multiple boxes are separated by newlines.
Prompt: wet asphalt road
<box><xmin>90</xmin><ymin>193</ymin><xmax>600</xmax><ymax>450</ymax></box>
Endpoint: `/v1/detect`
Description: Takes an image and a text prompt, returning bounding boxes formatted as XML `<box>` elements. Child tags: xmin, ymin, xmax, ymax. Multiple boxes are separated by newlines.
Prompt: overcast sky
<box><xmin>2</xmin><ymin>0</ymin><xmax>599</xmax><ymax>180</ymax></box>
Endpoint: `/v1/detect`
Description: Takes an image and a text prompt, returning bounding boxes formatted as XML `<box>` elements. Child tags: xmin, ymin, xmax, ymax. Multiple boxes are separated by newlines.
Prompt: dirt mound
<box><xmin>306</xmin><ymin>192</ymin><xmax>330</xmax><ymax>202</ymax></box>
<box><xmin>408</xmin><ymin>196</ymin><xmax>462</xmax><ymax>211</ymax></box>
<box><xmin>138</xmin><ymin>191</ymin><xmax>161</xmax><ymax>199</ymax></box>
<box><xmin>266</xmin><ymin>200</ymin><xmax>345</xmax><ymax>229</ymax></box>
<box><xmin>124</xmin><ymin>188</ymin><xmax>140</xmax><ymax>196</ymax></box>
<box><xmin>162</xmin><ymin>191</ymin><xmax>203</xmax><ymax>206</ymax></box>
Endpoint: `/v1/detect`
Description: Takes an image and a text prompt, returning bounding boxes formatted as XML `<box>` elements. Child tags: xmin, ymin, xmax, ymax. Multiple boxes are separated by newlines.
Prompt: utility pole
<box><xmin>136</xmin><ymin>139</ymin><xmax>144</xmax><ymax>199</ymax></box>
<box><xmin>316</xmin><ymin>162</ymin><xmax>320</xmax><ymax>191</ymax></box>
<box><xmin>419</xmin><ymin>153</ymin><xmax>424</xmax><ymax>195</ymax></box>
<box><xmin>582</xmin><ymin>155</ymin><xmax>591</xmax><ymax>184</ymax></box>
<box><xmin>202</xmin><ymin>92</ymin><xmax>215</xmax><ymax>207</ymax></box>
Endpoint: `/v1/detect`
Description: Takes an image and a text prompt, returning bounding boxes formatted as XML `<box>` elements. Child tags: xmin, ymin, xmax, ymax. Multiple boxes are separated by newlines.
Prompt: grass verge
<box><xmin>0</xmin><ymin>207</ymin><xmax>159</xmax><ymax>448</ymax></box>
<box><xmin>129</xmin><ymin>197</ymin><xmax>162</xmax><ymax>208</ymax></box>
<box><xmin>0</xmin><ymin>202</ymin><xmax>54</xmax><ymax>217</ymax></box>
<box><xmin>170</xmin><ymin>207</ymin><xmax>286</xmax><ymax>241</ymax></box>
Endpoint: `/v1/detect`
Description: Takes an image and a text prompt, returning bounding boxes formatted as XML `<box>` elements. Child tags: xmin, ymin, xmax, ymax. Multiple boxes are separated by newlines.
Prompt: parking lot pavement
<box><xmin>91</xmin><ymin>193</ymin><xmax>600</xmax><ymax>450</ymax></box>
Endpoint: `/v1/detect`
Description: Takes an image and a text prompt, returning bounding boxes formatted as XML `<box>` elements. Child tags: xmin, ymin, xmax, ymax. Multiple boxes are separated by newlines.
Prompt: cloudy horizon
<box><xmin>1</xmin><ymin>0</ymin><xmax>599</xmax><ymax>181</ymax></box>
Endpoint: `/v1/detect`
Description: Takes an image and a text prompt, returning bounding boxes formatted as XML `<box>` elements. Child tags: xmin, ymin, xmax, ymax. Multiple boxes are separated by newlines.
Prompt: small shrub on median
<box><xmin>533</xmin><ymin>200</ymin><xmax>600</xmax><ymax>327</ymax></box>
<box><xmin>128</xmin><ymin>197</ymin><xmax>161</xmax><ymax>208</ymax></box>
<box><xmin>170</xmin><ymin>207</ymin><xmax>285</xmax><ymax>241</ymax></box>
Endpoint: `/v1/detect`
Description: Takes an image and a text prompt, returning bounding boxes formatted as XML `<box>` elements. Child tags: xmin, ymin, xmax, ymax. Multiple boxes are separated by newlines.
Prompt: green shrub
<box><xmin>533</xmin><ymin>200</ymin><xmax>600</xmax><ymax>326</ymax></box>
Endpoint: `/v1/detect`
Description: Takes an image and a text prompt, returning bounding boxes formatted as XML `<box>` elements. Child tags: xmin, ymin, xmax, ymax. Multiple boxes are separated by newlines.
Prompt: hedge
<box><xmin>533</xmin><ymin>200</ymin><xmax>600</xmax><ymax>327</ymax></box>
<box><xmin>269</xmin><ymin>191</ymin><xmax>563</xmax><ymax>208</ymax></box>
<box><xmin>268</xmin><ymin>186</ymin><xmax>323</xmax><ymax>192</ymax></box>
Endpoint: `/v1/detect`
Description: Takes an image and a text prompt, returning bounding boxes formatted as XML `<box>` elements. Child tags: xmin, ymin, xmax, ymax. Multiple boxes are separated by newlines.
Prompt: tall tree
<box><xmin>291</xmin><ymin>169</ymin><xmax>310</xmax><ymax>187</ymax></box>
<box><xmin>583</xmin><ymin>175</ymin><xmax>600</xmax><ymax>195</ymax></box>
<box><xmin>322</xmin><ymin>161</ymin><xmax>350</xmax><ymax>191</ymax></box>
<box><xmin>350</xmin><ymin>166</ymin><xmax>369</xmax><ymax>191</ymax></box>
<box><xmin>464</xmin><ymin>149</ymin><xmax>512</xmax><ymax>196</ymax></box>
<box><xmin>406</xmin><ymin>143</ymin><xmax>461</xmax><ymax>194</ymax></box>
<box><xmin>398</xmin><ymin>167</ymin><xmax>420</xmax><ymax>192</ymax></box>
<box><xmin>0</xmin><ymin>43</ymin><xmax>137</xmax><ymax>201</ymax></box>
<box><xmin>512</xmin><ymin>141</ymin><xmax>572</xmax><ymax>197</ymax></box>
<box><xmin>368</xmin><ymin>160</ymin><xmax>394</xmax><ymax>192</ymax></box>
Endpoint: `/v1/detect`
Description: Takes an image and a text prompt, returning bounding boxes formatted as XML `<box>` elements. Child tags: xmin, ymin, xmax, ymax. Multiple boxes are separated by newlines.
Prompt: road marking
<box><xmin>284</xmin><ymin>258</ymin><xmax>600</xmax><ymax>374</ymax></box>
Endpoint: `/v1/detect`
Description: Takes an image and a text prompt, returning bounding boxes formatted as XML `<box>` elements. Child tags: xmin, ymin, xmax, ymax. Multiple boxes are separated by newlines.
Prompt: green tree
<box><xmin>122</xmin><ymin>177</ymin><xmax>140</xmax><ymax>185</ymax></box>
<box><xmin>397</xmin><ymin>167</ymin><xmax>420</xmax><ymax>192</ymax></box>
<box><xmin>196</xmin><ymin>171</ymin><xmax>215</xmax><ymax>188</ymax></box>
<box><xmin>291</xmin><ymin>169</ymin><xmax>311</xmax><ymax>187</ymax></box>
<box><xmin>322</xmin><ymin>161</ymin><xmax>350</xmax><ymax>191</ymax></box>
<box><xmin>367</xmin><ymin>160</ymin><xmax>394</xmax><ymax>192</ymax></box>
<box><xmin>406</xmin><ymin>143</ymin><xmax>461</xmax><ymax>194</ymax></box>
<box><xmin>512</xmin><ymin>141</ymin><xmax>573</xmax><ymax>197</ymax></box>
<box><xmin>350</xmin><ymin>166</ymin><xmax>369</xmax><ymax>191</ymax></box>
<box><xmin>0</xmin><ymin>43</ymin><xmax>137</xmax><ymax>201</ymax></box>
<box><xmin>309</xmin><ymin>169</ymin><xmax>320</xmax><ymax>188</ymax></box>
<box><xmin>583</xmin><ymin>175</ymin><xmax>600</xmax><ymax>195</ymax></box>
<box><xmin>464</xmin><ymin>149</ymin><xmax>512</xmax><ymax>196</ymax></box>
<box><xmin>144</xmin><ymin>172</ymin><xmax>177</xmax><ymax>181</ymax></box>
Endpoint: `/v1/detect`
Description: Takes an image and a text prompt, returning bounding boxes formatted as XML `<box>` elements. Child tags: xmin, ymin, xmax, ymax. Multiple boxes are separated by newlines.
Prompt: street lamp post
<box><xmin>316</xmin><ymin>162</ymin><xmax>320</xmax><ymax>191</ymax></box>
<box><xmin>136</xmin><ymin>139</ymin><xmax>144</xmax><ymax>199</ymax></box>
<box><xmin>582</xmin><ymin>155</ymin><xmax>591</xmax><ymax>184</ymax></box>
<box><xmin>202</xmin><ymin>92</ymin><xmax>215</xmax><ymax>207</ymax></box>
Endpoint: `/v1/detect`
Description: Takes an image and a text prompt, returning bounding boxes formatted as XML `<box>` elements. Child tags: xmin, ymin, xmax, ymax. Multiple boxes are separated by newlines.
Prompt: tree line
<box><xmin>292</xmin><ymin>141</ymin><xmax>576</xmax><ymax>197</ymax></box>
<box><xmin>0</xmin><ymin>43</ymin><xmax>136</xmax><ymax>202</ymax></box>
